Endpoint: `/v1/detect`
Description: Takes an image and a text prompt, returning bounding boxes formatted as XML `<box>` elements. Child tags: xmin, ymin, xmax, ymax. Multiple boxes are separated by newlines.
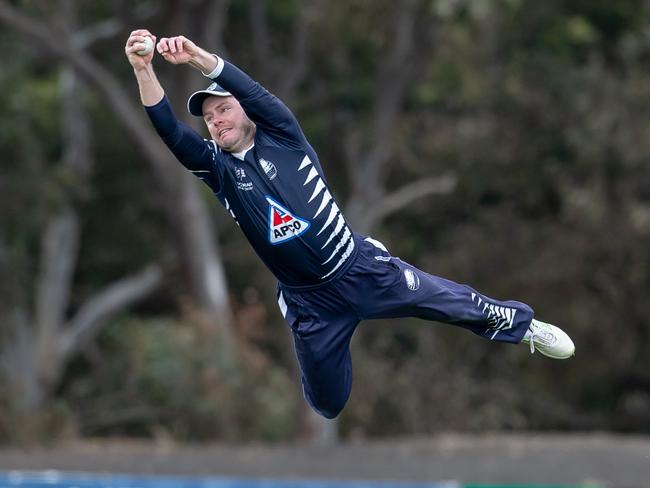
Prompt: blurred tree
<box><xmin>0</xmin><ymin>0</ymin><xmax>235</xmax><ymax>344</ymax></box>
<box><xmin>0</xmin><ymin>0</ymin><xmax>648</xmax><ymax>441</ymax></box>
<box><xmin>0</xmin><ymin>0</ymin><xmax>163</xmax><ymax>414</ymax></box>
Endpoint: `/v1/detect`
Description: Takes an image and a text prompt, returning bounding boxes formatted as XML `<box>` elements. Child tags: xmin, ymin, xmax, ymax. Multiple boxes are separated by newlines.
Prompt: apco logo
<box><xmin>259</xmin><ymin>158</ymin><xmax>277</xmax><ymax>180</ymax></box>
<box><xmin>234</xmin><ymin>166</ymin><xmax>253</xmax><ymax>191</ymax></box>
<box><xmin>266</xmin><ymin>196</ymin><xmax>310</xmax><ymax>244</ymax></box>
<box><xmin>404</xmin><ymin>268</ymin><xmax>420</xmax><ymax>291</ymax></box>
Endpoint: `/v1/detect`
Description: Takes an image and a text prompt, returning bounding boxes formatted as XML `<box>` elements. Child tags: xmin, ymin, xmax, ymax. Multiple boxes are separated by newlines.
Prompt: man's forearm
<box><xmin>188</xmin><ymin>47</ymin><xmax>219</xmax><ymax>75</ymax></box>
<box><xmin>134</xmin><ymin>64</ymin><xmax>165</xmax><ymax>107</ymax></box>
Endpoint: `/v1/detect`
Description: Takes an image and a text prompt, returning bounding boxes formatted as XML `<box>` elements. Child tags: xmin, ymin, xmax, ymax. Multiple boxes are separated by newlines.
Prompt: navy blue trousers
<box><xmin>277</xmin><ymin>234</ymin><xmax>533</xmax><ymax>419</ymax></box>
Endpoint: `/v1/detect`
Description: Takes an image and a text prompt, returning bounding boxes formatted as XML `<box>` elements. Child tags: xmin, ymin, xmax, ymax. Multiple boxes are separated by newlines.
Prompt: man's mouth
<box><xmin>218</xmin><ymin>128</ymin><xmax>231</xmax><ymax>137</ymax></box>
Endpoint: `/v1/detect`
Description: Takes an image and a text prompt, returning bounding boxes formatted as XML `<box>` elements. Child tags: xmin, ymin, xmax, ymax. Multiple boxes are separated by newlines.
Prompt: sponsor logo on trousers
<box><xmin>404</xmin><ymin>268</ymin><xmax>420</xmax><ymax>291</ymax></box>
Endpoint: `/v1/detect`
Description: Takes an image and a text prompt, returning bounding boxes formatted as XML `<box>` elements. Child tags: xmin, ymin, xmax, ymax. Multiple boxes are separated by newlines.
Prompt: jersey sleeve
<box><xmin>213</xmin><ymin>61</ymin><xmax>306</xmax><ymax>150</ymax></box>
<box><xmin>145</xmin><ymin>95</ymin><xmax>224</xmax><ymax>193</ymax></box>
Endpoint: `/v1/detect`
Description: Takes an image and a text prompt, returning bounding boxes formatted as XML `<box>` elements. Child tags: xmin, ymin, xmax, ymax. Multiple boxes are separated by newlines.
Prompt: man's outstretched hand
<box><xmin>157</xmin><ymin>35</ymin><xmax>218</xmax><ymax>74</ymax></box>
<box><xmin>125</xmin><ymin>29</ymin><xmax>157</xmax><ymax>70</ymax></box>
<box><xmin>157</xmin><ymin>35</ymin><xmax>200</xmax><ymax>65</ymax></box>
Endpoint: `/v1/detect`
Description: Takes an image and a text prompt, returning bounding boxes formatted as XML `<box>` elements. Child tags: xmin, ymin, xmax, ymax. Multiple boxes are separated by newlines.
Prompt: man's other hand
<box><xmin>157</xmin><ymin>35</ymin><xmax>198</xmax><ymax>65</ymax></box>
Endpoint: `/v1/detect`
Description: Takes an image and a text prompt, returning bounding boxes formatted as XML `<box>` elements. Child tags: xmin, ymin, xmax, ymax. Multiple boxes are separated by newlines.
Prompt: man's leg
<box><xmin>277</xmin><ymin>287</ymin><xmax>359</xmax><ymax>419</ymax></box>
<box><xmin>386</xmin><ymin>261</ymin><xmax>533</xmax><ymax>342</ymax></box>
<box><xmin>347</xmin><ymin>237</ymin><xmax>574</xmax><ymax>357</ymax></box>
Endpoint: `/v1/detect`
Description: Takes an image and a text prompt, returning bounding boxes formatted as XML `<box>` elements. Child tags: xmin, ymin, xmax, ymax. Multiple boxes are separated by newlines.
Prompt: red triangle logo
<box><xmin>273</xmin><ymin>208</ymin><xmax>293</xmax><ymax>226</ymax></box>
<box><xmin>266</xmin><ymin>197</ymin><xmax>310</xmax><ymax>245</ymax></box>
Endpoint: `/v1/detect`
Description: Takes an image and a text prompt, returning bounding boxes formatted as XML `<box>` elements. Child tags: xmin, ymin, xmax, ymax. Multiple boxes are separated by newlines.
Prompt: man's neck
<box><xmin>231</xmin><ymin>142</ymin><xmax>255</xmax><ymax>161</ymax></box>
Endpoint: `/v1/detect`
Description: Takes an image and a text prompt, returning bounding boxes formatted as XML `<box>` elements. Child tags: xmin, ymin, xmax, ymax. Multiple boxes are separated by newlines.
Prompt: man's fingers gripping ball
<box><xmin>135</xmin><ymin>36</ymin><xmax>154</xmax><ymax>56</ymax></box>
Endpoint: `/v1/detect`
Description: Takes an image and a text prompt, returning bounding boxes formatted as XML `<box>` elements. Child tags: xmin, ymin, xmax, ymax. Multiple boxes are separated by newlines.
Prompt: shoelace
<box><xmin>528</xmin><ymin>329</ymin><xmax>556</xmax><ymax>354</ymax></box>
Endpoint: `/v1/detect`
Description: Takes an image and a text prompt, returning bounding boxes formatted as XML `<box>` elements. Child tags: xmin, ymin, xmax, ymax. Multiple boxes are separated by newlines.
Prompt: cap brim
<box><xmin>187</xmin><ymin>89</ymin><xmax>232</xmax><ymax>117</ymax></box>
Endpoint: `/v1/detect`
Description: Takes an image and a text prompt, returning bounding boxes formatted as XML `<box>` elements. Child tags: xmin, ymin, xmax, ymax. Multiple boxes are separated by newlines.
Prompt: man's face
<box><xmin>202</xmin><ymin>96</ymin><xmax>255</xmax><ymax>153</ymax></box>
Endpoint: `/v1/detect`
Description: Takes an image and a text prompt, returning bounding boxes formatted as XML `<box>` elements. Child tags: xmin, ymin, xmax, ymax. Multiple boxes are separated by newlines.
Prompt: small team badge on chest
<box><xmin>259</xmin><ymin>158</ymin><xmax>277</xmax><ymax>180</ymax></box>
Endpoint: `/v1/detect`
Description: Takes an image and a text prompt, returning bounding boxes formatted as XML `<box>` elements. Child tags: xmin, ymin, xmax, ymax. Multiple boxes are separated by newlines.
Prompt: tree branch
<box><xmin>360</xmin><ymin>174</ymin><xmax>457</xmax><ymax>234</ymax></box>
<box><xmin>34</xmin><ymin>27</ymin><xmax>94</xmax><ymax>383</ymax></box>
<box><xmin>276</xmin><ymin>1</ymin><xmax>322</xmax><ymax>104</ymax></box>
<box><xmin>359</xmin><ymin>0</ymin><xmax>421</xmax><ymax>181</ymax></box>
<box><xmin>72</xmin><ymin>3</ymin><xmax>159</xmax><ymax>49</ymax></box>
<box><xmin>198</xmin><ymin>0</ymin><xmax>230</xmax><ymax>57</ymax></box>
<box><xmin>60</xmin><ymin>265</ymin><xmax>163</xmax><ymax>358</ymax></box>
<box><xmin>344</xmin><ymin>0</ymin><xmax>429</xmax><ymax>228</ymax></box>
<box><xmin>34</xmin><ymin>207</ymin><xmax>80</xmax><ymax>341</ymax></box>
<box><xmin>250</xmin><ymin>0</ymin><xmax>272</xmax><ymax>78</ymax></box>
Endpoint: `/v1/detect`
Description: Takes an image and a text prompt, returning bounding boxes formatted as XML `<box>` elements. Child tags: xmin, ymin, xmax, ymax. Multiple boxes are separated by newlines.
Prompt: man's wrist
<box><xmin>202</xmin><ymin>56</ymin><xmax>224</xmax><ymax>78</ymax></box>
<box><xmin>189</xmin><ymin>48</ymin><xmax>219</xmax><ymax>75</ymax></box>
<box><xmin>133</xmin><ymin>63</ymin><xmax>156</xmax><ymax>80</ymax></box>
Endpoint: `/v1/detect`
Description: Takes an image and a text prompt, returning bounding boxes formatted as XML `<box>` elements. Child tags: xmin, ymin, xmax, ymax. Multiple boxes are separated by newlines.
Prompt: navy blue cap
<box><xmin>187</xmin><ymin>81</ymin><xmax>232</xmax><ymax>116</ymax></box>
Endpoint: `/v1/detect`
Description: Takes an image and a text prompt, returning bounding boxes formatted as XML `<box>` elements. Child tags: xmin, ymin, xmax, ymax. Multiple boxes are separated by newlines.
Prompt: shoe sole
<box><xmin>536</xmin><ymin>349</ymin><xmax>576</xmax><ymax>360</ymax></box>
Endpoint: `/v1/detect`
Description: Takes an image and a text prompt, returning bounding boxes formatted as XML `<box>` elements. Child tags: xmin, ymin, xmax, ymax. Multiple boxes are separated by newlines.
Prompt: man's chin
<box><xmin>216</xmin><ymin>135</ymin><xmax>241</xmax><ymax>150</ymax></box>
<box><xmin>220</xmin><ymin>143</ymin><xmax>237</xmax><ymax>152</ymax></box>
<box><xmin>215</xmin><ymin>138</ymin><xmax>234</xmax><ymax>151</ymax></box>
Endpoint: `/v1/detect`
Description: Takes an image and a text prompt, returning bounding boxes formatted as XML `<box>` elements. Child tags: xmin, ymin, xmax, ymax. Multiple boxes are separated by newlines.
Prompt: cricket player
<box><xmin>125</xmin><ymin>30</ymin><xmax>575</xmax><ymax>419</ymax></box>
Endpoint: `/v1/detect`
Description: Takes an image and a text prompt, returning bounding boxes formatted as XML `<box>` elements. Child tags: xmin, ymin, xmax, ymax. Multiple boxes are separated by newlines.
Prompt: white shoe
<box><xmin>522</xmin><ymin>319</ymin><xmax>575</xmax><ymax>359</ymax></box>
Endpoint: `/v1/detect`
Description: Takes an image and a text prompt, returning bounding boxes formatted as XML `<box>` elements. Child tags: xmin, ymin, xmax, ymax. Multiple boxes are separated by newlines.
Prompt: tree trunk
<box><xmin>0</xmin><ymin>45</ymin><xmax>164</xmax><ymax>411</ymax></box>
<box><xmin>342</xmin><ymin>0</ymin><xmax>456</xmax><ymax>234</ymax></box>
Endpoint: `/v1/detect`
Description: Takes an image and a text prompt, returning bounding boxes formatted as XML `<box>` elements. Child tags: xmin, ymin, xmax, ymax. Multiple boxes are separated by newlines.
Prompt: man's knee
<box><xmin>308</xmin><ymin>398</ymin><xmax>345</xmax><ymax>419</ymax></box>
<box><xmin>303</xmin><ymin>383</ymin><xmax>348</xmax><ymax>419</ymax></box>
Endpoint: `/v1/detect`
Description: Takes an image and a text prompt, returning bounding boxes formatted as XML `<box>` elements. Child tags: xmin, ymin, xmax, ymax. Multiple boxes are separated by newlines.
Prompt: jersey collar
<box><xmin>231</xmin><ymin>142</ymin><xmax>255</xmax><ymax>161</ymax></box>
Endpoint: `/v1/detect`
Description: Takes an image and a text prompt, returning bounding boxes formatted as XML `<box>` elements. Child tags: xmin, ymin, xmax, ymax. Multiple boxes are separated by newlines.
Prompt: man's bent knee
<box><xmin>309</xmin><ymin>400</ymin><xmax>345</xmax><ymax>419</ymax></box>
<box><xmin>303</xmin><ymin>384</ymin><xmax>348</xmax><ymax>419</ymax></box>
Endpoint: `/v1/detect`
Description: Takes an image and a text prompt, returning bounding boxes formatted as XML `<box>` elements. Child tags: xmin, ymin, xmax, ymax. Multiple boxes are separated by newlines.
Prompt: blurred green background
<box><xmin>0</xmin><ymin>0</ymin><xmax>648</xmax><ymax>445</ymax></box>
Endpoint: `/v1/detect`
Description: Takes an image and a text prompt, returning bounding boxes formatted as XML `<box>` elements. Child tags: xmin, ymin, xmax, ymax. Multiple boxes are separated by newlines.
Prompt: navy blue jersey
<box><xmin>146</xmin><ymin>61</ymin><xmax>354</xmax><ymax>286</ymax></box>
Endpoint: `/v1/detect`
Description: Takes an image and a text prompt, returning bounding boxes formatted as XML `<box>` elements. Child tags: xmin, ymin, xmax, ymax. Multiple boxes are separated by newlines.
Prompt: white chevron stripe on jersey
<box><xmin>322</xmin><ymin>228</ymin><xmax>352</xmax><ymax>265</ymax></box>
<box><xmin>298</xmin><ymin>154</ymin><xmax>312</xmax><ymax>171</ymax></box>
<box><xmin>363</xmin><ymin>237</ymin><xmax>388</xmax><ymax>253</ymax></box>
<box><xmin>320</xmin><ymin>235</ymin><xmax>355</xmax><ymax>279</ymax></box>
<box><xmin>303</xmin><ymin>166</ymin><xmax>318</xmax><ymax>186</ymax></box>
<box><xmin>321</xmin><ymin>215</ymin><xmax>346</xmax><ymax>249</ymax></box>
<box><xmin>314</xmin><ymin>190</ymin><xmax>332</xmax><ymax>219</ymax></box>
<box><xmin>308</xmin><ymin>178</ymin><xmax>326</xmax><ymax>203</ymax></box>
<box><xmin>224</xmin><ymin>198</ymin><xmax>238</xmax><ymax>223</ymax></box>
<box><xmin>210</xmin><ymin>140</ymin><xmax>221</xmax><ymax>158</ymax></box>
<box><xmin>317</xmin><ymin>203</ymin><xmax>340</xmax><ymax>236</ymax></box>
<box><xmin>278</xmin><ymin>291</ymin><xmax>288</xmax><ymax>318</ymax></box>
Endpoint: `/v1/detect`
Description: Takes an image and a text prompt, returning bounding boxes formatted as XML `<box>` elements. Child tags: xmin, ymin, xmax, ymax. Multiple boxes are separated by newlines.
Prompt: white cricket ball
<box><xmin>137</xmin><ymin>36</ymin><xmax>154</xmax><ymax>56</ymax></box>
